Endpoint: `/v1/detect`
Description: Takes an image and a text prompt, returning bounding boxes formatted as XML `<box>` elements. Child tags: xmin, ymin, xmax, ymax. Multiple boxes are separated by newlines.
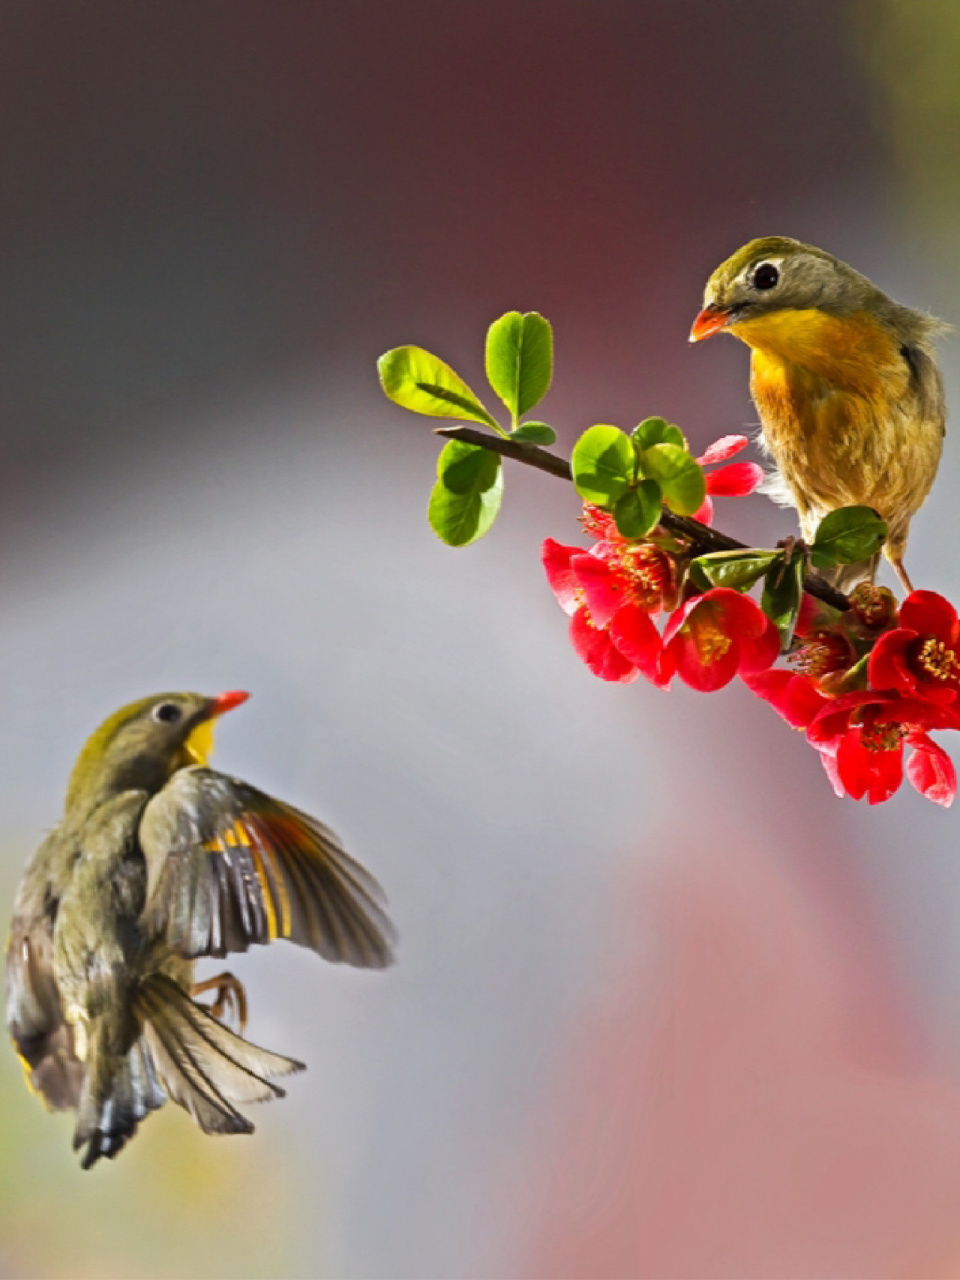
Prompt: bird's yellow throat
<box><xmin>729</xmin><ymin>308</ymin><xmax>903</xmax><ymax>394</ymax></box>
<box><xmin>180</xmin><ymin>719</ymin><xmax>216</xmax><ymax>768</ymax></box>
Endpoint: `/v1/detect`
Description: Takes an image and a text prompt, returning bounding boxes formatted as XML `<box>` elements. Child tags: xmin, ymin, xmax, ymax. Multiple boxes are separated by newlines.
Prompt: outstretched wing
<box><xmin>5</xmin><ymin>831</ymin><xmax>83</xmax><ymax>1111</ymax></box>
<box><xmin>139</xmin><ymin>768</ymin><xmax>395</xmax><ymax>968</ymax></box>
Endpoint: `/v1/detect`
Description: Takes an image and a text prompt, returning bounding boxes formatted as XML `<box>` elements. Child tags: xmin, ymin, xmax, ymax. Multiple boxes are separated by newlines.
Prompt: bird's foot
<box><xmin>891</xmin><ymin>556</ymin><xmax>914</xmax><ymax>595</ymax></box>
<box><xmin>191</xmin><ymin>972</ymin><xmax>248</xmax><ymax>1034</ymax></box>
<box><xmin>772</xmin><ymin>536</ymin><xmax>808</xmax><ymax>587</ymax></box>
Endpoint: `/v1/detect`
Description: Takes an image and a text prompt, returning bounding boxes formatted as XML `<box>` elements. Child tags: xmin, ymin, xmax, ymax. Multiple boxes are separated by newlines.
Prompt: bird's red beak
<box><xmin>689</xmin><ymin>305</ymin><xmax>733</xmax><ymax>343</ymax></box>
<box><xmin>209</xmin><ymin>690</ymin><xmax>250</xmax><ymax>718</ymax></box>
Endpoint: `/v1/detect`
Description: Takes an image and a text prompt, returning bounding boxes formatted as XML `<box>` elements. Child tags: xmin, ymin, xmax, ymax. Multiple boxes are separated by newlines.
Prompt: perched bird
<box><xmin>5</xmin><ymin>690</ymin><xmax>395</xmax><ymax>1168</ymax></box>
<box><xmin>690</xmin><ymin>236</ymin><xmax>947</xmax><ymax>591</ymax></box>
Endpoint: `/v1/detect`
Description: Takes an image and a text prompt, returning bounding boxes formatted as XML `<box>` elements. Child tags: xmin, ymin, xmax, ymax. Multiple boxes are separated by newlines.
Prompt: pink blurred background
<box><xmin>2</xmin><ymin>3</ymin><xmax>960</xmax><ymax>1277</ymax></box>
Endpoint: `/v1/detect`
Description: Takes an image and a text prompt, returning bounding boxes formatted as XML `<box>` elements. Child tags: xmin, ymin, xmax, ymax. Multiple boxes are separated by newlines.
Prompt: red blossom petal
<box><xmin>898</xmin><ymin>590</ymin><xmax>960</xmax><ymax>645</ymax></box>
<box><xmin>662</xmin><ymin>589</ymin><xmax>766</xmax><ymax>649</ymax></box>
<box><xmin>662</xmin><ymin>589</ymin><xmax>775</xmax><ymax>692</ymax></box>
<box><xmin>697</xmin><ymin>434</ymin><xmax>749</xmax><ymax>465</ymax></box>
<box><xmin>707</xmin><ymin>588</ymin><xmax>773</xmax><ymax>639</ymax></box>
<box><xmin>742</xmin><ymin>670</ymin><xmax>828</xmax><ymax>728</ymax></box>
<box><xmin>868</xmin><ymin>629</ymin><xmax>922</xmax><ymax>698</ymax></box>
<box><xmin>608</xmin><ymin>604</ymin><xmax>665</xmax><ymax>685</ymax></box>
<box><xmin>906</xmin><ymin>733</ymin><xmax>957</xmax><ymax>807</ymax></box>
<box><xmin>542</xmin><ymin>539</ymin><xmax>583</xmax><ymax>615</ymax></box>
<box><xmin>836</xmin><ymin>730</ymin><xmax>904</xmax><ymax>805</ymax></box>
<box><xmin>671</xmin><ymin>619</ymin><xmax>741</xmax><ymax>690</ymax></box>
<box><xmin>571</xmin><ymin>553</ymin><xmax>628</xmax><ymax>628</ymax></box>
<box><xmin>580</xmin><ymin>504</ymin><xmax>618</xmax><ymax>542</ymax></box>
<box><xmin>817</xmin><ymin>745</ymin><xmax>847</xmax><ymax>799</ymax></box>
<box><xmin>737</xmin><ymin>615</ymin><xmax>780</xmax><ymax>673</ymax></box>
<box><xmin>794</xmin><ymin>593</ymin><xmax>830</xmax><ymax>638</ymax></box>
<box><xmin>661</xmin><ymin>595</ymin><xmax>702</xmax><ymax>650</ymax></box>
<box><xmin>704</xmin><ymin>461</ymin><xmax>764</xmax><ymax>498</ymax></box>
<box><xmin>806</xmin><ymin>691</ymin><xmax>956</xmax><ymax>746</ymax></box>
<box><xmin>569</xmin><ymin>608</ymin><xmax>639</xmax><ymax>683</ymax></box>
<box><xmin>868</xmin><ymin>627</ymin><xmax>959</xmax><ymax>707</ymax></box>
<box><xmin>691</xmin><ymin>494</ymin><xmax>714</xmax><ymax>525</ymax></box>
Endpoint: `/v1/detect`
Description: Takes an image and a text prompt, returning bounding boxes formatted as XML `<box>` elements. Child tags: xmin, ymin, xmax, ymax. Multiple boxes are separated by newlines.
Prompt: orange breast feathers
<box><xmin>730</xmin><ymin>308</ymin><xmax>907</xmax><ymax>399</ymax></box>
<box><xmin>730</xmin><ymin>308</ymin><xmax>920</xmax><ymax>540</ymax></box>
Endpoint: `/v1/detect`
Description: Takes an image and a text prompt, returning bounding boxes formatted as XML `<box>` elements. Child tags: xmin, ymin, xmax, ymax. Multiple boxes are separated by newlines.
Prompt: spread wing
<box><xmin>139</xmin><ymin>768</ymin><xmax>395</xmax><ymax>968</ymax></box>
<box><xmin>5</xmin><ymin>830</ymin><xmax>83</xmax><ymax>1110</ymax></box>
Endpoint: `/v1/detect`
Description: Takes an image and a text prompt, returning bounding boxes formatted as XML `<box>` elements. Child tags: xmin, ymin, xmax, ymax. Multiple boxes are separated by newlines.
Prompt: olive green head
<box><xmin>64</xmin><ymin>690</ymin><xmax>249</xmax><ymax>817</ymax></box>
<box><xmin>689</xmin><ymin>236</ymin><xmax>946</xmax><ymax>349</ymax></box>
<box><xmin>690</xmin><ymin>236</ymin><xmax>889</xmax><ymax>342</ymax></box>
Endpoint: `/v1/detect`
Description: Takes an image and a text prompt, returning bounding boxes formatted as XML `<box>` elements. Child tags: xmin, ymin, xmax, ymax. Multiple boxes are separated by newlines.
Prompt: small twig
<box><xmin>435</xmin><ymin>424</ymin><xmax>851</xmax><ymax>612</ymax></box>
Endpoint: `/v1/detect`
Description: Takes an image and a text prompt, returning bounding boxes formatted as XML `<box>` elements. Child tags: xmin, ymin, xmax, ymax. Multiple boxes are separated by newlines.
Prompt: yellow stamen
<box><xmin>917</xmin><ymin>637</ymin><xmax>960</xmax><ymax>683</ymax></box>
<box><xmin>693</xmin><ymin>624</ymin><xmax>732</xmax><ymax>665</ymax></box>
<box><xmin>861</xmin><ymin>722</ymin><xmax>907</xmax><ymax>753</ymax></box>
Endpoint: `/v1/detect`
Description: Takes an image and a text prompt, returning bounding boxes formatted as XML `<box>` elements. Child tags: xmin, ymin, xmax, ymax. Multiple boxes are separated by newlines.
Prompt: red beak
<box><xmin>209</xmin><ymin>690</ymin><xmax>250</xmax><ymax>718</ymax></box>
<box><xmin>689</xmin><ymin>305</ymin><xmax>732</xmax><ymax>343</ymax></box>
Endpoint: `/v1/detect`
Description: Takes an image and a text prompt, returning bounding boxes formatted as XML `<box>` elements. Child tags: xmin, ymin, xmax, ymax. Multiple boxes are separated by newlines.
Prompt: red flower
<box><xmin>807</xmin><ymin>690</ymin><xmax>960</xmax><ymax>806</ymax></box>
<box><xmin>742</xmin><ymin>669</ymin><xmax>830</xmax><ymax>729</ymax></box>
<box><xmin>692</xmin><ymin>435</ymin><xmax>764</xmax><ymax>525</ymax></box>
<box><xmin>869</xmin><ymin>590</ymin><xmax>960</xmax><ymax>706</ymax></box>
<box><xmin>659</xmin><ymin>588</ymin><xmax>779</xmax><ymax>692</ymax></box>
<box><xmin>542</xmin><ymin>538</ymin><xmax>657</xmax><ymax>684</ymax></box>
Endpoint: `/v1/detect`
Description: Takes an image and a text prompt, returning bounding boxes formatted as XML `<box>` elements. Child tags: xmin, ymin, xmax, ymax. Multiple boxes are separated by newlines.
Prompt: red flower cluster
<box><xmin>543</xmin><ymin>436</ymin><xmax>960</xmax><ymax>807</ymax></box>
<box><xmin>747</xmin><ymin>590</ymin><xmax>960</xmax><ymax>806</ymax></box>
<box><xmin>543</xmin><ymin>436</ymin><xmax>773</xmax><ymax>691</ymax></box>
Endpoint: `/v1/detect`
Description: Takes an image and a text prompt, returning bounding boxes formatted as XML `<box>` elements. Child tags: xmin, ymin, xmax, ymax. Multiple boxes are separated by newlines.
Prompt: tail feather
<box><xmin>135</xmin><ymin>973</ymin><xmax>304</xmax><ymax>1133</ymax></box>
<box><xmin>74</xmin><ymin>973</ymin><xmax>305</xmax><ymax>1168</ymax></box>
<box><xmin>74</xmin><ymin>1033</ymin><xmax>167</xmax><ymax>1169</ymax></box>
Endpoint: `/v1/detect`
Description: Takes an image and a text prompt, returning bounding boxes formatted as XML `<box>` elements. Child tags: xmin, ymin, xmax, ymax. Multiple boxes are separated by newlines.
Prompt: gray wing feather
<box><xmin>139</xmin><ymin>768</ymin><xmax>395</xmax><ymax>968</ymax></box>
<box><xmin>5</xmin><ymin>830</ymin><xmax>83</xmax><ymax>1110</ymax></box>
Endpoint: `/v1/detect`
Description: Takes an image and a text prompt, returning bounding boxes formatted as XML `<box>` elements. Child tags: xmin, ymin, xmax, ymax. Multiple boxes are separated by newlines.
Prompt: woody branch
<box><xmin>434</xmin><ymin>425</ymin><xmax>852</xmax><ymax>613</ymax></box>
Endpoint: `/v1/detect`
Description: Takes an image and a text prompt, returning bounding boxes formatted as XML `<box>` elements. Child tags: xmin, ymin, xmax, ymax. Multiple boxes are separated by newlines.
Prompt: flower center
<box><xmin>693</xmin><ymin>622</ymin><xmax>732</xmax><ymax>665</ymax></box>
<box><xmin>620</xmin><ymin>545</ymin><xmax>672</xmax><ymax>610</ymax></box>
<box><xmin>791</xmin><ymin>630</ymin><xmax>849</xmax><ymax>678</ymax></box>
<box><xmin>916</xmin><ymin>637</ymin><xmax>960</xmax><ymax>683</ymax></box>
<box><xmin>860</xmin><ymin>721</ymin><xmax>908</xmax><ymax>753</ymax></box>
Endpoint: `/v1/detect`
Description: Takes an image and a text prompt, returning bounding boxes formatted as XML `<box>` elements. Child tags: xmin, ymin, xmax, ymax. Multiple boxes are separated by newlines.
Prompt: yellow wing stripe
<box><xmin>249</xmin><ymin>843</ymin><xmax>279</xmax><ymax>940</ymax></box>
<box><xmin>247</xmin><ymin>820</ymin><xmax>292</xmax><ymax>938</ymax></box>
<box><xmin>200</xmin><ymin>816</ymin><xmax>295</xmax><ymax>943</ymax></box>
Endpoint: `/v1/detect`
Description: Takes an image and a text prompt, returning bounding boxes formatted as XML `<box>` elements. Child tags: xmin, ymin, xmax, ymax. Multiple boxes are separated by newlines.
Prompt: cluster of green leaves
<box><xmin>378</xmin><ymin>311</ymin><xmax>555</xmax><ymax>545</ymax></box>
<box><xmin>569</xmin><ymin>418</ymin><xmax>705</xmax><ymax>539</ymax></box>
<box><xmin>690</xmin><ymin>506</ymin><xmax>888</xmax><ymax>647</ymax></box>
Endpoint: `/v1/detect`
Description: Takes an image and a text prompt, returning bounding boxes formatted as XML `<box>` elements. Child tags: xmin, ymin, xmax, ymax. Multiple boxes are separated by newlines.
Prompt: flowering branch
<box><xmin>434</xmin><ymin>423</ymin><xmax>852</xmax><ymax>613</ymax></box>
<box><xmin>378</xmin><ymin>310</ymin><xmax>959</xmax><ymax>806</ymax></box>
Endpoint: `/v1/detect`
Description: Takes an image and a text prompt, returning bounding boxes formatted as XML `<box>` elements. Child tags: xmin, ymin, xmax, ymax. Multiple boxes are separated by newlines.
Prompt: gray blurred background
<box><xmin>4</xmin><ymin>3</ymin><xmax>960</xmax><ymax>1277</ymax></box>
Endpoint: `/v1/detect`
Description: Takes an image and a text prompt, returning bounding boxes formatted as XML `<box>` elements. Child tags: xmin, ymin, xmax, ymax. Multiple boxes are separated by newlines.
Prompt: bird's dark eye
<box><xmin>152</xmin><ymin>702</ymin><xmax>182</xmax><ymax>724</ymax></box>
<box><xmin>751</xmin><ymin>262</ymin><xmax>780</xmax><ymax>290</ymax></box>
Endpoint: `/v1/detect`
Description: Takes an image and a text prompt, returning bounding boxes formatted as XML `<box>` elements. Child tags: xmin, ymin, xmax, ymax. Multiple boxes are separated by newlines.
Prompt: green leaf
<box><xmin>632</xmin><ymin>417</ymin><xmax>686</xmax><ymax>450</ymax></box>
<box><xmin>485</xmin><ymin>312</ymin><xmax>553</xmax><ymax>420</ymax></box>
<box><xmin>689</xmin><ymin>549</ymin><xmax>780</xmax><ymax>592</ymax></box>
<box><xmin>378</xmin><ymin>346</ymin><xmax>499</xmax><ymax>429</ymax></box>
<box><xmin>761</xmin><ymin>552</ymin><xmax>805</xmax><ymax>649</ymax></box>
<box><xmin>428</xmin><ymin>441</ymin><xmax>504</xmax><ymax>545</ymax></box>
<box><xmin>613</xmin><ymin>480</ymin><xmax>662</xmax><ymax>538</ymax></box>
<box><xmin>570</xmin><ymin>424</ymin><xmax>635</xmax><ymax>507</ymax></box>
<box><xmin>512</xmin><ymin>421</ymin><xmax>556</xmax><ymax>445</ymax></box>
<box><xmin>810</xmin><ymin>505</ymin><xmax>888</xmax><ymax>567</ymax></box>
<box><xmin>638</xmin><ymin>444</ymin><xmax>706</xmax><ymax>515</ymax></box>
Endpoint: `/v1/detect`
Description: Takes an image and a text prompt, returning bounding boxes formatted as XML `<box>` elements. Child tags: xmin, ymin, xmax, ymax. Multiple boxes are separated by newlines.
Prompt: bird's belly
<box><xmin>751</xmin><ymin>354</ymin><xmax>941</xmax><ymax>540</ymax></box>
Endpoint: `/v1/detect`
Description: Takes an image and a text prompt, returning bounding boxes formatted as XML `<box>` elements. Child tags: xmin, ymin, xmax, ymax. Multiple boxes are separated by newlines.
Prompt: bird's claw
<box><xmin>191</xmin><ymin>972</ymin><xmax>248</xmax><ymax>1034</ymax></box>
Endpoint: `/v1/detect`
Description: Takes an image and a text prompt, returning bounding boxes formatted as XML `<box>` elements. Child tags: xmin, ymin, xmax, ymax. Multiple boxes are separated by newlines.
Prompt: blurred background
<box><xmin>3</xmin><ymin>2</ymin><xmax>960</xmax><ymax>1276</ymax></box>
